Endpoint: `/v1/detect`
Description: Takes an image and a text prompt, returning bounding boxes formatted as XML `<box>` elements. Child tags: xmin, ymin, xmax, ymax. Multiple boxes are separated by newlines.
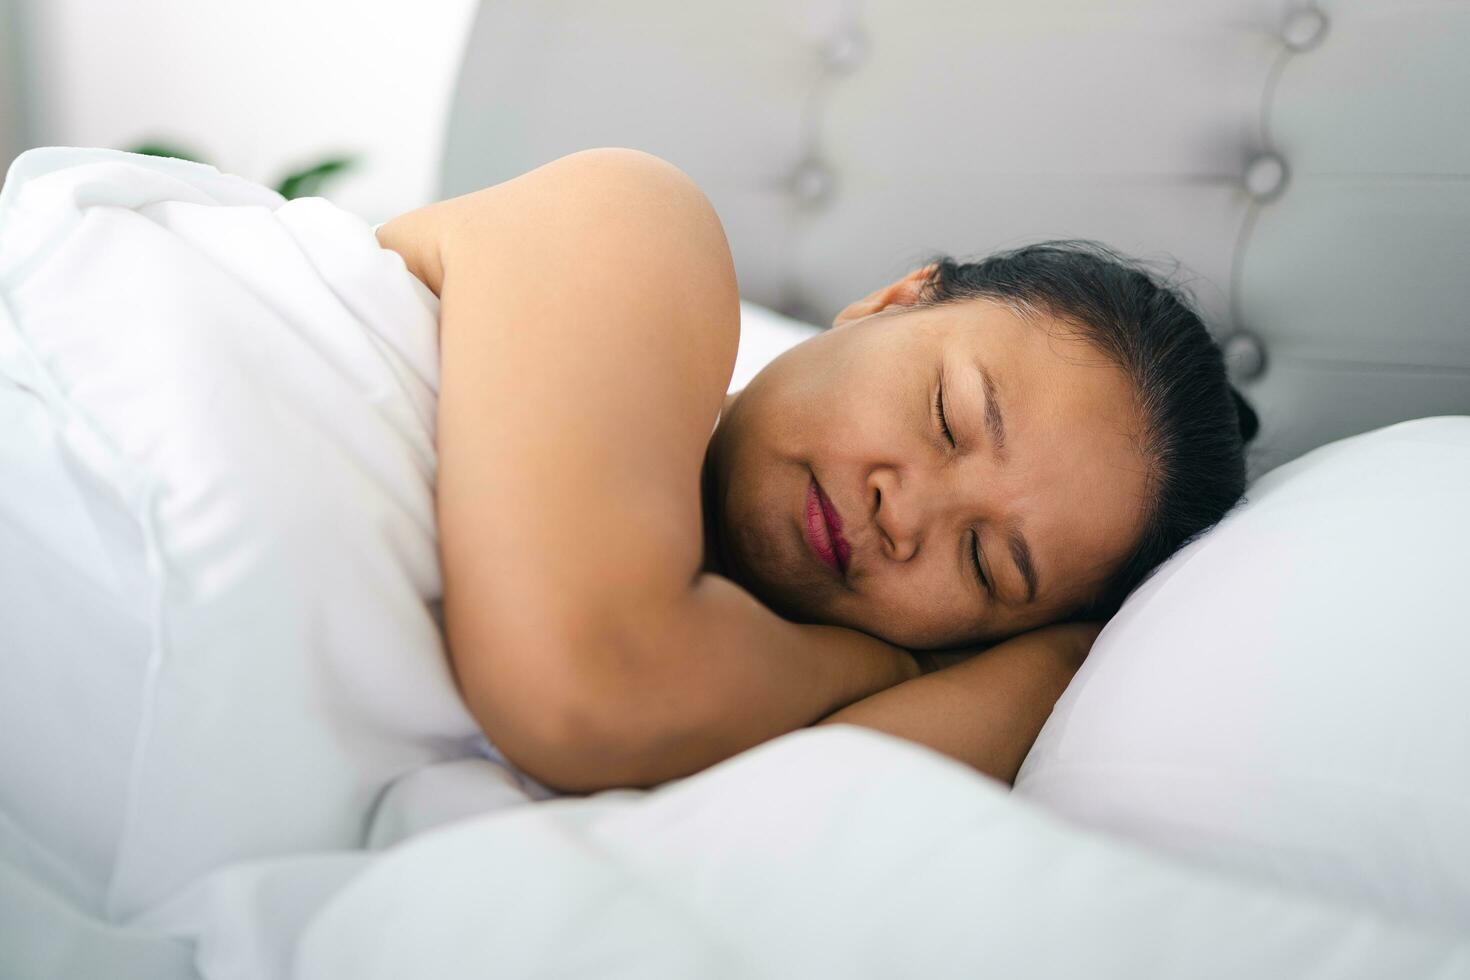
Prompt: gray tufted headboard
<box><xmin>440</xmin><ymin>0</ymin><xmax>1470</xmax><ymax>477</ymax></box>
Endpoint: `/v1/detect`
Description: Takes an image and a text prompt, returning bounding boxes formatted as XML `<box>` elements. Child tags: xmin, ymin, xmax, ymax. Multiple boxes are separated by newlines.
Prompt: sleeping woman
<box><xmin>374</xmin><ymin>147</ymin><xmax>1254</xmax><ymax>795</ymax></box>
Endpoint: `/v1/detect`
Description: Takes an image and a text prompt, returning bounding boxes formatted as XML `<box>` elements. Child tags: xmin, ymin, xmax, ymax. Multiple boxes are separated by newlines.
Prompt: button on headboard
<box><xmin>440</xmin><ymin>0</ymin><xmax>1470</xmax><ymax>476</ymax></box>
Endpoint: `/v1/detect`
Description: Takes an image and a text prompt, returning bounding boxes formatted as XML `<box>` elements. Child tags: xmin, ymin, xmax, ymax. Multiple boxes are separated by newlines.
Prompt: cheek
<box><xmin>769</xmin><ymin>340</ymin><xmax>875</xmax><ymax>429</ymax></box>
<box><xmin>858</xmin><ymin>565</ymin><xmax>979</xmax><ymax>649</ymax></box>
<box><xmin>728</xmin><ymin>482</ymin><xmax>783</xmax><ymax>571</ymax></box>
<box><xmin>733</xmin><ymin>377</ymin><xmax>814</xmax><ymax>463</ymax></box>
<box><xmin>723</xmin><ymin>463</ymin><xmax>823</xmax><ymax>607</ymax></box>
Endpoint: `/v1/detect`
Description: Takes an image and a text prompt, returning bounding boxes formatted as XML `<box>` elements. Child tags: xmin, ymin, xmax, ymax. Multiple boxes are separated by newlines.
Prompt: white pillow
<box><xmin>1014</xmin><ymin>416</ymin><xmax>1470</xmax><ymax>933</ymax></box>
<box><xmin>0</xmin><ymin>147</ymin><xmax>478</xmax><ymax>921</ymax></box>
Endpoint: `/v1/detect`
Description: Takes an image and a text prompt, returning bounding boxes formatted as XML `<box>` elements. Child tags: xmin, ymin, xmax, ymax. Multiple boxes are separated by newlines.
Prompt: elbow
<box><xmin>480</xmin><ymin>695</ymin><xmax>652</xmax><ymax>796</ymax></box>
<box><xmin>454</xmin><ymin>628</ymin><xmax>677</xmax><ymax>795</ymax></box>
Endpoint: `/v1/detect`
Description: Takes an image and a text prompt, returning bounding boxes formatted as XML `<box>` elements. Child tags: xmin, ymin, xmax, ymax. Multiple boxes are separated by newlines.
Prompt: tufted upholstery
<box><xmin>440</xmin><ymin>0</ymin><xmax>1470</xmax><ymax>475</ymax></box>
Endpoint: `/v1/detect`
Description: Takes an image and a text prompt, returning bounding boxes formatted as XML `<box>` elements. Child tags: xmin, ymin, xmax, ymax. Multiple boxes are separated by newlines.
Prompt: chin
<box><xmin>726</xmin><ymin>539</ymin><xmax>822</xmax><ymax>625</ymax></box>
<box><xmin>730</xmin><ymin>555</ymin><xmax>804</xmax><ymax>620</ymax></box>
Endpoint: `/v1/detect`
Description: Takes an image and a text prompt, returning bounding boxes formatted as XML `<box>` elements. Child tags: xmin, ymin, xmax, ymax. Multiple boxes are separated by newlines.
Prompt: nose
<box><xmin>868</xmin><ymin>465</ymin><xmax>923</xmax><ymax>562</ymax></box>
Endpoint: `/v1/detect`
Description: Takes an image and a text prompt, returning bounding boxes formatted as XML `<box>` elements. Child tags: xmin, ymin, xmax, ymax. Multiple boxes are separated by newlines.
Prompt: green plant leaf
<box><xmin>274</xmin><ymin>156</ymin><xmax>357</xmax><ymax>200</ymax></box>
<box><xmin>127</xmin><ymin>142</ymin><xmax>208</xmax><ymax>164</ymax></box>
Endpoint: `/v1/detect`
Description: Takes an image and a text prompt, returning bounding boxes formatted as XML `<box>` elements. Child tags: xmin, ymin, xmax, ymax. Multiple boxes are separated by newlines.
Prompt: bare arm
<box><xmin>815</xmin><ymin>622</ymin><xmax>1102</xmax><ymax>785</ymax></box>
<box><xmin>377</xmin><ymin>149</ymin><xmax>918</xmax><ymax>794</ymax></box>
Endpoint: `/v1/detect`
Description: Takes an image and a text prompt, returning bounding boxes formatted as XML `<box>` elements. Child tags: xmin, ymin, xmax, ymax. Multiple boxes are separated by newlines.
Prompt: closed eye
<box><xmin>970</xmin><ymin>528</ymin><xmax>990</xmax><ymax>592</ymax></box>
<box><xmin>933</xmin><ymin>380</ymin><xmax>956</xmax><ymax>447</ymax></box>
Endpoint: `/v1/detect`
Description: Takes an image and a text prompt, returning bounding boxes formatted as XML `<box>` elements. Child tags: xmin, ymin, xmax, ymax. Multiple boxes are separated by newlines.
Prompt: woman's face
<box><xmin>704</xmin><ymin>268</ymin><xmax>1151</xmax><ymax>650</ymax></box>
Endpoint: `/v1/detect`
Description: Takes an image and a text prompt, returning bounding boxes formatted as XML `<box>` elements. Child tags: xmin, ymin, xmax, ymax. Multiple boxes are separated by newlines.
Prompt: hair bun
<box><xmin>1229</xmin><ymin>386</ymin><xmax>1259</xmax><ymax>445</ymax></box>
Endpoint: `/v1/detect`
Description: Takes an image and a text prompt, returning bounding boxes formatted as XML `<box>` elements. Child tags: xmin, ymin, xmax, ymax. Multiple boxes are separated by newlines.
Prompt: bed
<box><xmin>2</xmin><ymin>2</ymin><xmax>1469</xmax><ymax>977</ymax></box>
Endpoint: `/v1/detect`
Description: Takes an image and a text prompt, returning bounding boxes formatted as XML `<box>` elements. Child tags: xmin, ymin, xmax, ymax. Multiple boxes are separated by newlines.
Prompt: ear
<box><xmin>832</xmin><ymin>263</ymin><xmax>937</xmax><ymax>329</ymax></box>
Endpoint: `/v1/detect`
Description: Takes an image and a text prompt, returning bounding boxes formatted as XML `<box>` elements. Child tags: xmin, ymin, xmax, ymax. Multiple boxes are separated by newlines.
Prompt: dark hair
<box><xmin>914</xmin><ymin>240</ymin><xmax>1255</xmax><ymax>621</ymax></box>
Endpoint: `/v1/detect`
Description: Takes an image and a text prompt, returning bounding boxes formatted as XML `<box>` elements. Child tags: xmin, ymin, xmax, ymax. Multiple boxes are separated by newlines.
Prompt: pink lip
<box><xmin>804</xmin><ymin>475</ymin><xmax>851</xmax><ymax>576</ymax></box>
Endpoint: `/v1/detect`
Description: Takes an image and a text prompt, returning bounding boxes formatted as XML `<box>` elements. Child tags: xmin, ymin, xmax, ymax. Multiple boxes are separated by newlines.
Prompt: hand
<box><xmin>816</xmin><ymin>618</ymin><xmax>1108</xmax><ymax>785</ymax></box>
<box><xmin>1050</xmin><ymin>620</ymin><xmax>1106</xmax><ymax>667</ymax></box>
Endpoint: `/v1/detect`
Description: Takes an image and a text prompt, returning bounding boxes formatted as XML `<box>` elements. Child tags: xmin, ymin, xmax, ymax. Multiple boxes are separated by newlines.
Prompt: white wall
<box><xmin>10</xmin><ymin>0</ymin><xmax>480</xmax><ymax>222</ymax></box>
<box><xmin>0</xmin><ymin>0</ymin><xmax>28</xmax><ymax>168</ymax></box>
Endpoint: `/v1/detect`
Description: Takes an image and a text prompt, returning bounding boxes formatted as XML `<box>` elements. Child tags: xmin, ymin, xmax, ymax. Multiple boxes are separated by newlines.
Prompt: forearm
<box><xmin>814</xmin><ymin>622</ymin><xmax>1101</xmax><ymax>785</ymax></box>
<box><xmin>617</xmin><ymin>574</ymin><xmax>923</xmax><ymax>785</ymax></box>
<box><xmin>476</xmin><ymin>573</ymin><xmax>921</xmax><ymax>794</ymax></box>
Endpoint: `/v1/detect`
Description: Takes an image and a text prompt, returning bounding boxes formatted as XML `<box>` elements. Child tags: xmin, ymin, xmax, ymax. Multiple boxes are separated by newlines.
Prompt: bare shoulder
<box><xmin>376</xmin><ymin>149</ymin><xmax>740</xmax><ymax>453</ymax></box>
<box><xmin>455</xmin><ymin>148</ymin><xmax>729</xmax><ymax>249</ymax></box>
<box><xmin>377</xmin><ymin>148</ymin><xmax>737</xmax><ymax>320</ymax></box>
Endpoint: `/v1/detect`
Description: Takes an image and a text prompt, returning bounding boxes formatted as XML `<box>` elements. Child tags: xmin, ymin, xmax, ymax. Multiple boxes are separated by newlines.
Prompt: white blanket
<box><xmin>293</xmin><ymin>727</ymin><xmax>1470</xmax><ymax>980</ymax></box>
<box><xmin>0</xmin><ymin>147</ymin><xmax>496</xmax><ymax>976</ymax></box>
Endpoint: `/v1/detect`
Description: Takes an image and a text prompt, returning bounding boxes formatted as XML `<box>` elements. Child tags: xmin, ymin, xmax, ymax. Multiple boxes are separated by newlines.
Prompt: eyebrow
<box><xmin>977</xmin><ymin>363</ymin><xmax>1008</xmax><ymax>461</ymax></box>
<box><xmin>973</xmin><ymin>362</ymin><xmax>1036</xmax><ymax>604</ymax></box>
<box><xmin>1007</xmin><ymin>521</ymin><xmax>1040</xmax><ymax>605</ymax></box>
